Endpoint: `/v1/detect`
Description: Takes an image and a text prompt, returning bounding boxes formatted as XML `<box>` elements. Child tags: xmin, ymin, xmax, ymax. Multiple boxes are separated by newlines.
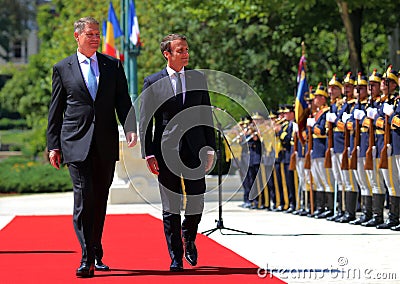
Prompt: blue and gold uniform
<box><xmin>335</xmin><ymin>72</ymin><xmax>359</xmax><ymax>223</ymax></box>
<box><xmin>326</xmin><ymin>74</ymin><xmax>346</xmax><ymax>221</ymax></box>
<box><xmin>309</xmin><ymin>84</ymin><xmax>335</xmax><ymax>218</ymax></box>
<box><xmin>347</xmin><ymin>74</ymin><xmax>373</xmax><ymax>225</ymax></box>
<box><xmin>375</xmin><ymin>66</ymin><xmax>400</xmax><ymax>229</ymax></box>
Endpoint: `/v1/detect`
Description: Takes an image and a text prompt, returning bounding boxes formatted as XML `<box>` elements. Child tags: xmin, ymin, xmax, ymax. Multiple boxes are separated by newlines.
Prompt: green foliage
<box><xmin>0</xmin><ymin>0</ymin><xmax>398</xmax><ymax>157</ymax></box>
<box><xmin>0</xmin><ymin>157</ymin><xmax>72</xmax><ymax>193</ymax></box>
<box><xmin>0</xmin><ymin>118</ymin><xmax>27</xmax><ymax>130</ymax></box>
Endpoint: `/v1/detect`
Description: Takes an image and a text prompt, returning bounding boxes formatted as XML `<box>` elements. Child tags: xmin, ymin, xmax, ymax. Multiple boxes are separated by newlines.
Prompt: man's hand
<box><xmin>126</xmin><ymin>131</ymin><xmax>138</xmax><ymax>147</ymax></box>
<box><xmin>205</xmin><ymin>153</ymin><xmax>215</xmax><ymax>173</ymax></box>
<box><xmin>49</xmin><ymin>150</ymin><xmax>61</xmax><ymax>170</ymax></box>
<box><xmin>146</xmin><ymin>156</ymin><xmax>159</xmax><ymax>175</ymax></box>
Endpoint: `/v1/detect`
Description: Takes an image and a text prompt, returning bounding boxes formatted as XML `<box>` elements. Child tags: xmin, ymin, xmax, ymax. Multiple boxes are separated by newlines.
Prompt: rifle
<box><xmin>304</xmin><ymin>123</ymin><xmax>313</xmax><ymax>170</ymax></box>
<box><xmin>324</xmin><ymin>104</ymin><xmax>333</xmax><ymax>168</ymax></box>
<box><xmin>341</xmin><ymin>114</ymin><xmax>350</xmax><ymax>170</ymax></box>
<box><xmin>364</xmin><ymin>71</ymin><xmax>375</xmax><ymax>170</ymax></box>
<box><xmin>349</xmin><ymin>72</ymin><xmax>361</xmax><ymax>170</ymax></box>
<box><xmin>379</xmin><ymin>65</ymin><xmax>392</xmax><ymax>169</ymax></box>
<box><xmin>289</xmin><ymin>130</ymin><xmax>298</xmax><ymax>171</ymax></box>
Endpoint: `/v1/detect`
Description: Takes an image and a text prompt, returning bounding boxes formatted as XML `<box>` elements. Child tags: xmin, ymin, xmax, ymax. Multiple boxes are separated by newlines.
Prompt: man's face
<box><xmin>313</xmin><ymin>95</ymin><xmax>326</xmax><ymax>107</ymax></box>
<box><xmin>343</xmin><ymin>83</ymin><xmax>354</xmax><ymax>98</ymax></box>
<box><xmin>328</xmin><ymin>85</ymin><xmax>341</xmax><ymax>100</ymax></box>
<box><xmin>354</xmin><ymin>85</ymin><xmax>368</xmax><ymax>100</ymax></box>
<box><xmin>74</xmin><ymin>23</ymin><xmax>100</xmax><ymax>56</ymax></box>
<box><xmin>369</xmin><ymin>81</ymin><xmax>380</xmax><ymax>98</ymax></box>
<box><xmin>284</xmin><ymin>111</ymin><xmax>294</xmax><ymax>121</ymax></box>
<box><xmin>164</xmin><ymin>39</ymin><xmax>189</xmax><ymax>71</ymax></box>
<box><xmin>380</xmin><ymin>79</ymin><xmax>397</xmax><ymax>94</ymax></box>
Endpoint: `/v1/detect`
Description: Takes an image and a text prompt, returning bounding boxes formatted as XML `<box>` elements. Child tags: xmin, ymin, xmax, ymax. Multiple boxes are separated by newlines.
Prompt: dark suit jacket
<box><xmin>139</xmin><ymin>68</ymin><xmax>216</xmax><ymax>165</ymax></box>
<box><xmin>47</xmin><ymin>52</ymin><xmax>136</xmax><ymax>163</ymax></box>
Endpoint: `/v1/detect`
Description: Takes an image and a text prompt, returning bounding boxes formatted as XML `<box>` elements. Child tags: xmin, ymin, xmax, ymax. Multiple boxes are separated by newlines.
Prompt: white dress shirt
<box><xmin>77</xmin><ymin>51</ymin><xmax>99</xmax><ymax>90</ymax></box>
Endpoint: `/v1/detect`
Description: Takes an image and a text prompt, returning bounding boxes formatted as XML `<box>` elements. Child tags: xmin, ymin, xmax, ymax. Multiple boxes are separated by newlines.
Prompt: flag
<box><xmin>295</xmin><ymin>55</ymin><xmax>309</xmax><ymax>143</ymax></box>
<box><xmin>128</xmin><ymin>0</ymin><xmax>141</xmax><ymax>46</ymax></box>
<box><xmin>103</xmin><ymin>2</ymin><xmax>123</xmax><ymax>58</ymax></box>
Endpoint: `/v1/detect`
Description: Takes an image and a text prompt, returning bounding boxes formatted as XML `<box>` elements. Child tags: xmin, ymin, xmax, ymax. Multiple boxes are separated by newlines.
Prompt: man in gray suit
<box><xmin>47</xmin><ymin>17</ymin><xmax>137</xmax><ymax>278</ymax></box>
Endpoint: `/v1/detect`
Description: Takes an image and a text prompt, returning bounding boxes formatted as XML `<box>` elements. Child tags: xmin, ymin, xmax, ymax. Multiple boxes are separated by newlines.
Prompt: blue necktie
<box><xmin>87</xmin><ymin>58</ymin><xmax>97</xmax><ymax>100</ymax></box>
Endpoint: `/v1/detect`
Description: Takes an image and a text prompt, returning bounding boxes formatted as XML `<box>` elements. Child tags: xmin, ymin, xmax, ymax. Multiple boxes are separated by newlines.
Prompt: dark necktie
<box><xmin>87</xmin><ymin>58</ymin><xmax>98</xmax><ymax>100</ymax></box>
<box><xmin>175</xmin><ymin>72</ymin><xmax>183</xmax><ymax>108</ymax></box>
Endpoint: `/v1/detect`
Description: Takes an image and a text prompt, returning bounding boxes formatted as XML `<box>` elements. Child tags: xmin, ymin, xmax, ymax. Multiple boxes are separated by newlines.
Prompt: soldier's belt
<box><xmin>333</xmin><ymin>127</ymin><xmax>344</xmax><ymax>132</ymax></box>
<box><xmin>376</xmin><ymin>130</ymin><xmax>385</xmax><ymax>135</ymax></box>
<box><xmin>312</xmin><ymin>134</ymin><xmax>327</xmax><ymax>138</ymax></box>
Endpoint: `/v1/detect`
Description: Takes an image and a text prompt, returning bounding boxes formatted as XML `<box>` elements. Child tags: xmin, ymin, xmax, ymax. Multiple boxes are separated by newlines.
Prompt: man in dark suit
<box><xmin>47</xmin><ymin>17</ymin><xmax>137</xmax><ymax>278</ymax></box>
<box><xmin>139</xmin><ymin>34</ymin><xmax>216</xmax><ymax>271</ymax></box>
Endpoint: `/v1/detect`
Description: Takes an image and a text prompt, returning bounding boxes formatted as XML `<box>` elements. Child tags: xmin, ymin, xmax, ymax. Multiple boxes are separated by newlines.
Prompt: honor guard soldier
<box><xmin>239</xmin><ymin>117</ymin><xmax>253</xmax><ymax>208</ymax></box>
<box><xmin>241</xmin><ymin>116</ymin><xmax>264</xmax><ymax>209</ymax></box>
<box><xmin>296</xmin><ymin>90</ymin><xmax>315</xmax><ymax>216</ymax></box>
<box><xmin>251</xmin><ymin>112</ymin><xmax>270</xmax><ymax>209</ymax></box>
<box><xmin>388</xmin><ymin>70</ymin><xmax>400</xmax><ymax>231</ymax></box>
<box><xmin>348</xmin><ymin>73</ymin><xmax>373</xmax><ymax>225</ymax></box>
<box><xmin>362</xmin><ymin>70</ymin><xmax>386</xmax><ymax>227</ymax></box>
<box><xmin>336</xmin><ymin>72</ymin><xmax>359</xmax><ymax>223</ymax></box>
<box><xmin>273</xmin><ymin>106</ymin><xmax>289</xmax><ymax>211</ymax></box>
<box><xmin>307</xmin><ymin>84</ymin><xmax>335</xmax><ymax>218</ymax></box>
<box><xmin>326</xmin><ymin>74</ymin><xmax>345</xmax><ymax>221</ymax></box>
<box><xmin>280</xmin><ymin>105</ymin><xmax>296</xmax><ymax>213</ymax></box>
<box><xmin>373</xmin><ymin>66</ymin><xmax>400</xmax><ymax>229</ymax></box>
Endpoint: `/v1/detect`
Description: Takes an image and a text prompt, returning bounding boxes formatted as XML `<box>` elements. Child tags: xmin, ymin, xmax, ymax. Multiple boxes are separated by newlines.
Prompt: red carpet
<box><xmin>0</xmin><ymin>214</ymin><xmax>285</xmax><ymax>283</ymax></box>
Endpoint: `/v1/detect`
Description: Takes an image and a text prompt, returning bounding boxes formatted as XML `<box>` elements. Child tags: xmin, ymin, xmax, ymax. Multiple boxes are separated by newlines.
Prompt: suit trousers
<box><xmin>157</xmin><ymin>147</ymin><xmax>206</xmax><ymax>262</ymax></box>
<box><xmin>68</xmin><ymin>145</ymin><xmax>115</xmax><ymax>263</ymax></box>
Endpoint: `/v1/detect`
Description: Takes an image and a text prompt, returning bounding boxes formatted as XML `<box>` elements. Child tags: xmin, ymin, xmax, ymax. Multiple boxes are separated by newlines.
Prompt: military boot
<box><xmin>337</xmin><ymin>191</ymin><xmax>358</xmax><ymax>223</ymax></box>
<box><xmin>362</xmin><ymin>194</ymin><xmax>385</xmax><ymax>227</ymax></box>
<box><xmin>308</xmin><ymin>191</ymin><xmax>325</xmax><ymax>217</ymax></box>
<box><xmin>350</xmin><ymin>195</ymin><xmax>372</xmax><ymax>225</ymax></box>
<box><xmin>327</xmin><ymin>190</ymin><xmax>344</xmax><ymax>221</ymax></box>
<box><xmin>377</xmin><ymin>196</ymin><xmax>400</xmax><ymax>229</ymax></box>
<box><xmin>316</xmin><ymin>192</ymin><xmax>334</xmax><ymax>219</ymax></box>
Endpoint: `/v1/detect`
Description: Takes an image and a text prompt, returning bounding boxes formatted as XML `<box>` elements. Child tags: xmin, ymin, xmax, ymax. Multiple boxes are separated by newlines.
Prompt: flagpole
<box><xmin>121</xmin><ymin>0</ymin><xmax>140</xmax><ymax>104</ymax></box>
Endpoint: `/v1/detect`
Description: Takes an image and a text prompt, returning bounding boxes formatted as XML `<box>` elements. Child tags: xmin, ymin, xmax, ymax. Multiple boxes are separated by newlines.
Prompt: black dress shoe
<box><xmin>76</xmin><ymin>262</ymin><xmax>94</xmax><ymax>278</ymax></box>
<box><xmin>170</xmin><ymin>259</ymin><xmax>183</xmax><ymax>271</ymax></box>
<box><xmin>95</xmin><ymin>260</ymin><xmax>110</xmax><ymax>271</ymax></box>
<box><xmin>184</xmin><ymin>240</ymin><xmax>198</xmax><ymax>266</ymax></box>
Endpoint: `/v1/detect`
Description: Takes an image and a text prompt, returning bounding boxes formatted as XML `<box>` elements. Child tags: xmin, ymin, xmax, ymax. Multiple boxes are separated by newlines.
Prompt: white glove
<box><xmin>383</xmin><ymin>103</ymin><xmax>394</xmax><ymax>116</ymax></box>
<box><xmin>292</xmin><ymin>122</ymin><xmax>298</xmax><ymax>133</ymax></box>
<box><xmin>307</xmin><ymin>117</ymin><xmax>315</xmax><ymax>127</ymax></box>
<box><xmin>342</xmin><ymin>112</ymin><xmax>351</xmax><ymax>123</ymax></box>
<box><xmin>366</xmin><ymin>107</ymin><xmax>378</xmax><ymax>119</ymax></box>
<box><xmin>326</xmin><ymin>112</ymin><xmax>337</xmax><ymax>123</ymax></box>
<box><xmin>353</xmin><ymin>109</ymin><xmax>366</xmax><ymax>120</ymax></box>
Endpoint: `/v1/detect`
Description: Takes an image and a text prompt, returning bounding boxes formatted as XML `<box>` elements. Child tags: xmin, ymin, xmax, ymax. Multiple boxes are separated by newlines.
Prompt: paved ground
<box><xmin>1</xmin><ymin>192</ymin><xmax>400</xmax><ymax>283</ymax></box>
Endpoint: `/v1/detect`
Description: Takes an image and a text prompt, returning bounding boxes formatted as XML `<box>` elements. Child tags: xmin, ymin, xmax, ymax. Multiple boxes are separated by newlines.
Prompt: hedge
<box><xmin>0</xmin><ymin>157</ymin><xmax>72</xmax><ymax>193</ymax></box>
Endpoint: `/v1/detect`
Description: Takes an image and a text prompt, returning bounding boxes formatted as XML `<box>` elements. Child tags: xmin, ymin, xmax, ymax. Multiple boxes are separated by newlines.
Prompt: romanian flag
<box><xmin>295</xmin><ymin>55</ymin><xmax>309</xmax><ymax>142</ymax></box>
<box><xmin>128</xmin><ymin>0</ymin><xmax>141</xmax><ymax>46</ymax></box>
<box><xmin>103</xmin><ymin>2</ymin><xmax>123</xmax><ymax>58</ymax></box>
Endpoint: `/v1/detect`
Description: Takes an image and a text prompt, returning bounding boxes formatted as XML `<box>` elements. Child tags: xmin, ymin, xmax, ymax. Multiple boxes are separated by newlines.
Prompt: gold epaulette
<box><xmin>346</xmin><ymin>121</ymin><xmax>354</xmax><ymax>131</ymax></box>
<box><xmin>376</xmin><ymin>117</ymin><xmax>385</xmax><ymax>129</ymax></box>
<box><xmin>337</xmin><ymin>121</ymin><xmax>345</xmax><ymax>131</ymax></box>
<box><xmin>392</xmin><ymin>115</ymin><xmax>400</xmax><ymax>129</ymax></box>
<box><xmin>362</xmin><ymin>118</ymin><xmax>371</xmax><ymax>129</ymax></box>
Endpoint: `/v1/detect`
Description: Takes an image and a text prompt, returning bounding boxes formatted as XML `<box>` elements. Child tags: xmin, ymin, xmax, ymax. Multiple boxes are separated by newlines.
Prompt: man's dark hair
<box><xmin>160</xmin><ymin>34</ymin><xmax>187</xmax><ymax>59</ymax></box>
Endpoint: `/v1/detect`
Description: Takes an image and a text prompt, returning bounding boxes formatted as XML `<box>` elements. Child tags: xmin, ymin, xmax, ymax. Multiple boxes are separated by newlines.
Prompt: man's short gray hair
<box><xmin>74</xmin><ymin>17</ymin><xmax>99</xmax><ymax>34</ymax></box>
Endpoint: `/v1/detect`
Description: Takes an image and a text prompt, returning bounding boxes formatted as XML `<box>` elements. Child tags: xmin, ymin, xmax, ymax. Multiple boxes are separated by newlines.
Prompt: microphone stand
<box><xmin>202</xmin><ymin>108</ymin><xmax>252</xmax><ymax>236</ymax></box>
